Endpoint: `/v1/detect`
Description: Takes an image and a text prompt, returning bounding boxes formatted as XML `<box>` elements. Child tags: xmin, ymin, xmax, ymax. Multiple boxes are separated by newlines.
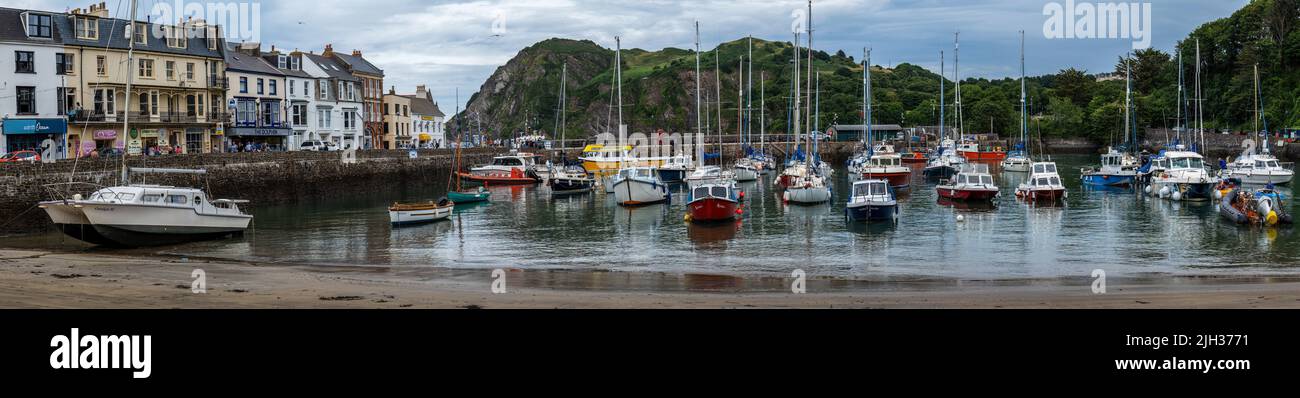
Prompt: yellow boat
<box><xmin>579</xmin><ymin>144</ymin><xmax>666</xmax><ymax>175</ymax></box>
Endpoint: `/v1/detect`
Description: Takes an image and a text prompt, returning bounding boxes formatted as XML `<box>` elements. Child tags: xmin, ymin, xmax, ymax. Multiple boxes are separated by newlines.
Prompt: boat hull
<box><xmin>41</xmin><ymin>202</ymin><xmax>119</xmax><ymax>245</ymax></box>
<box><xmin>1229</xmin><ymin>170</ymin><xmax>1294</xmax><ymax>185</ymax></box>
<box><xmin>1149</xmin><ymin>181</ymin><xmax>1214</xmax><ymax>201</ymax></box>
<box><xmin>960</xmin><ymin>150</ymin><xmax>1007</xmax><ymax>161</ymax></box>
<box><xmin>613</xmin><ymin>179</ymin><xmax>669</xmax><ymax>206</ymax></box>
<box><xmin>863</xmin><ymin>171</ymin><xmax>910</xmax><ymax>189</ymax></box>
<box><xmin>845</xmin><ymin>202</ymin><xmax>897</xmax><ymax>222</ymax></box>
<box><xmin>1082</xmin><ymin>173</ymin><xmax>1135</xmax><ymax>187</ymax></box>
<box><xmin>80</xmin><ymin>203</ymin><xmax>251</xmax><ymax>247</ymax></box>
<box><xmin>1016</xmin><ymin>188</ymin><xmax>1067</xmax><ymax>203</ymax></box>
<box><xmin>389</xmin><ymin>205</ymin><xmax>453</xmax><ymax>225</ymax></box>
<box><xmin>733</xmin><ymin>167</ymin><xmax>759</xmax><ymax>182</ymax></box>
<box><xmin>784</xmin><ymin>187</ymin><xmax>831</xmax><ymax>204</ymax></box>
<box><xmin>549</xmin><ymin>178</ymin><xmax>595</xmax><ymax>195</ymax></box>
<box><xmin>688</xmin><ymin>198</ymin><xmax>739</xmax><ymax>222</ymax></box>
<box><xmin>457</xmin><ymin>171</ymin><xmax>538</xmax><ymax>185</ymax></box>
<box><xmin>447</xmin><ymin>190</ymin><xmax>490</xmax><ymax>203</ymax></box>
<box><xmin>923</xmin><ymin>165</ymin><xmax>958</xmax><ymax>180</ymax></box>
<box><xmin>936</xmin><ymin>187</ymin><xmax>998</xmax><ymax>201</ymax></box>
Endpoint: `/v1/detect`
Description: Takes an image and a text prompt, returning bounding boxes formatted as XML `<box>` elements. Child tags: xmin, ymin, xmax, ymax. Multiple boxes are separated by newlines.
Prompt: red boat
<box><xmin>957</xmin><ymin>142</ymin><xmax>1006</xmax><ymax>161</ymax></box>
<box><xmin>935</xmin><ymin>164</ymin><xmax>999</xmax><ymax>201</ymax></box>
<box><xmin>686</xmin><ymin>183</ymin><xmax>742</xmax><ymax>223</ymax></box>
<box><xmin>457</xmin><ymin>168</ymin><xmax>539</xmax><ymax>185</ymax></box>
<box><xmin>900</xmin><ymin>151</ymin><xmax>928</xmax><ymax>164</ymax></box>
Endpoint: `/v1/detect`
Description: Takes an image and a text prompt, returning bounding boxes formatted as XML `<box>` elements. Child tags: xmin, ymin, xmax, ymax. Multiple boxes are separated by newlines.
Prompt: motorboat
<box><xmin>936</xmin><ymin>163</ymin><xmax>998</xmax><ymax>202</ymax></box>
<box><xmin>686</xmin><ymin>181</ymin><xmax>742</xmax><ymax>223</ymax></box>
<box><xmin>612</xmin><ymin>166</ymin><xmax>669</xmax><ymax>206</ymax></box>
<box><xmin>1141</xmin><ymin>150</ymin><xmax>1215</xmax><ymax>201</ymax></box>
<box><xmin>1015</xmin><ymin>162</ymin><xmax>1067</xmax><ymax>203</ymax></box>
<box><xmin>1081</xmin><ymin>147</ymin><xmax>1139</xmax><ymax>187</ymax></box>
<box><xmin>845</xmin><ymin>179</ymin><xmax>898</xmax><ymax>222</ymax></box>
<box><xmin>42</xmin><ymin>183</ymin><xmax>252</xmax><ymax>247</ymax></box>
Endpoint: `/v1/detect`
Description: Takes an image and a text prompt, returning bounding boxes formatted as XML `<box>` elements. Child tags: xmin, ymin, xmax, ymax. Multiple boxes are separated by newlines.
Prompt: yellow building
<box><xmin>62</xmin><ymin>3</ymin><xmax>227</xmax><ymax>155</ymax></box>
<box><xmin>382</xmin><ymin>89</ymin><xmax>412</xmax><ymax>150</ymax></box>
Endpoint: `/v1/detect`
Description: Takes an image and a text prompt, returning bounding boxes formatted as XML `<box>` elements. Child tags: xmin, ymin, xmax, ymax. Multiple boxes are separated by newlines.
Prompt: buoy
<box><xmin>1158</xmin><ymin>186</ymin><xmax>1171</xmax><ymax>198</ymax></box>
<box><xmin>684</xmin><ymin>214</ymin><xmax>693</xmax><ymax>222</ymax></box>
<box><xmin>1144</xmin><ymin>185</ymin><xmax>1153</xmax><ymax>195</ymax></box>
<box><xmin>956</xmin><ymin>214</ymin><xmax>965</xmax><ymax>222</ymax></box>
<box><xmin>1171</xmin><ymin>191</ymin><xmax>1181</xmax><ymax>201</ymax></box>
<box><xmin>1214</xmin><ymin>189</ymin><xmax>1223</xmax><ymax>200</ymax></box>
<box><xmin>1266</xmin><ymin>211</ymin><xmax>1279</xmax><ymax>226</ymax></box>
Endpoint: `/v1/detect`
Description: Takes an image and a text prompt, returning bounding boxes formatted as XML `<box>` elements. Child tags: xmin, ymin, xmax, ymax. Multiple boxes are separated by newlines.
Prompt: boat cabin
<box><xmin>87</xmin><ymin>185</ymin><xmax>247</xmax><ymax>215</ymax></box>
<box><xmin>691</xmin><ymin>184</ymin><xmax>736</xmax><ymax>201</ymax></box>
<box><xmin>850</xmin><ymin>180</ymin><xmax>891</xmax><ymax>199</ymax></box>
<box><xmin>618</xmin><ymin>167</ymin><xmax>658</xmax><ymax>181</ymax></box>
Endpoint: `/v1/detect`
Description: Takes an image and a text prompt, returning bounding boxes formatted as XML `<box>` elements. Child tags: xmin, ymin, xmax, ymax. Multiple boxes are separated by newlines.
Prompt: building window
<box><xmin>236</xmin><ymin>100</ymin><xmax>256</xmax><ymax>126</ymax></box>
<box><xmin>27</xmin><ymin>13</ymin><xmax>52</xmax><ymax>38</ymax></box>
<box><xmin>150</xmin><ymin>91</ymin><xmax>159</xmax><ymax>115</ymax></box>
<box><xmin>338</xmin><ymin>82</ymin><xmax>345</xmax><ymax>101</ymax></box>
<box><xmin>290</xmin><ymin>56</ymin><xmax>300</xmax><ymax>71</ymax></box>
<box><xmin>261</xmin><ymin>101</ymin><xmax>280</xmax><ymax>126</ymax></box>
<box><xmin>239</xmin><ymin>77</ymin><xmax>248</xmax><ymax>93</ymax></box>
<box><xmin>56</xmin><ymin>53</ymin><xmax>74</xmax><ymax>75</ymax></box>
<box><xmin>133</xmin><ymin>23</ymin><xmax>146</xmax><ymax>45</ymax></box>
<box><xmin>186</xmin><ymin>95</ymin><xmax>197</xmax><ymax>116</ymax></box>
<box><xmin>384</xmin><ymin>103</ymin><xmax>389</xmax><ymax>115</ymax></box>
<box><xmin>291</xmin><ymin>104</ymin><xmax>306</xmax><ymax>126</ymax></box>
<box><xmin>186</xmin><ymin>63</ymin><xmax>195</xmax><ymax>80</ymax></box>
<box><xmin>139</xmin><ymin>59</ymin><xmax>154</xmax><ymax>78</ymax></box>
<box><xmin>257</xmin><ymin>78</ymin><xmax>264</xmax><ymax>95</ymax></box>
<box><xmin>16</xmin><ymin>87</ymin><xmax>36</xmax><ymax>114</ymax></box>
<box><xmin>138</xmin><ymin>93</ymin><xmax>149</xmax><ymax>114</ymax></box>
<box><xmin>197</xmin><ymin>94</ymin><xmax>205</xmax><ymax>116</ymax></box>
<box><xmin>96</xmin><ymin>55</ymin><xmax>107</xmax><ymax>76</ymax></box>
<box><xmin>57</xmin><ymin>87</ymin><xmax>76</xmax><ymax>115</ymax></box>
<box><xmin>15</xmin><ymin>51</ymin><xmax>34</xmax><ymax>73</ymax></box>
<box><xmin>289</xmin><ymin>80</ymin><xmax>295</xmax><ymax>96</ymax></box>
<box><xmin>277</xmin><ymin>55</ymin><xmax>286</xmax><ymax>69</ymax></box>
<box><xmin>304</xmin><ymin>81</ymin><xmax>310</xmax><ymax>97</ymax></box>
<box><xmin>165</xmin><ymin>61</ymin><xmax>175</xmax><ymax>80</ymax></box>
<box><xmin>270</xmin><ymin>80</ymin><xmax>277</xmax><ymax>96</ymax></box>
<box><xmin>76</xmin><ymin>17</ymin><xmax>99</xmax><ymax>39</ymax></box>
<box><xmin>207</xmin><ymin>27</ymin><xmax>218</xmax><ymax>50</ymax></box>
<box><xmin>319</xmin><ymin>80</ymin><xmax>328</xmax><ymax>100</ymax></box>
<box><xmin>165</xmin><ymin>26</ymin><xmax>186</xmax><ymax>49</ymax></box>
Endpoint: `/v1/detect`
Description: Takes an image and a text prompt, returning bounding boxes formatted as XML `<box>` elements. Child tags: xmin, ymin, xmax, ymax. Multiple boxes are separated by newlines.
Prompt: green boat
<box><xmin>448</xmin><ymin>187</ymin><xmax>490</xmax><ymax>204</ymax></box>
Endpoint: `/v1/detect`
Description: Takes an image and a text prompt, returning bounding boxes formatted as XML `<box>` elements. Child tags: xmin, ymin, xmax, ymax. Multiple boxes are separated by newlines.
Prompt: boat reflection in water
<box><xmin>687</xmin><ymin>220</ymin><xmax>741</xmax><ymax>248</ymax></box>
<box><xmin>612</xmin><ymin>203</ymin><xmax>667</xmax><ymax>234</ymax></box>
<box><xmin>937</xmin><ymin>196</ymin><xmax>997</xmax><ymax>212</ymax></box>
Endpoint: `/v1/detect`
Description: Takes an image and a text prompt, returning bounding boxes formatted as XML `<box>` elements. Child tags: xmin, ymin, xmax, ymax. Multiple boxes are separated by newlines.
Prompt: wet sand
<box><xmin>2</xmin><ymin>248</ymin><xmax>1299</xmax><ymax>309</ymax></box>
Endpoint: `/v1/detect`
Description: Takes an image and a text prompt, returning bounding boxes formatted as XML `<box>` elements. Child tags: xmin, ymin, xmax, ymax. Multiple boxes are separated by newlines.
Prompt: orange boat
<box><xmin>900</xmin><ymin>151</ymin><xmax>928</xmax><ymax>164</ymax></box>
<box><xmin>457</xmin><ymin>168</ymin><xmax>539</xmax><ymax>185</ymax></box>
<box><xmin>957</xmin><ymin>142</ymin><xmax>1006</xmax><ymax>161</ymax></box>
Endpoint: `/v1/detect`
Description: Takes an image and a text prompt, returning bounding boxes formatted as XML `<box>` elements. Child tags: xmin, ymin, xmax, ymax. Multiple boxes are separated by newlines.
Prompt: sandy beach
<box><xmin>2</xmin><ymin>248</ymin><xmax>1299</xmax><ymax>308</ymax></box>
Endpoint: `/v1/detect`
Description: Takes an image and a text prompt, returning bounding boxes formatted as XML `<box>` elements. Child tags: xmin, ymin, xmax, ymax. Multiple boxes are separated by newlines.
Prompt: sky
<box><xmin>13</xmin><ymin>0</ymin><xmax>1249</xmax><ymax>114</ymax></box>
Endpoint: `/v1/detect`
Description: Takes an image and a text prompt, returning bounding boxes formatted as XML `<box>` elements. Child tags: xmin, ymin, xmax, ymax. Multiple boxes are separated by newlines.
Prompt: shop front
<box><xmin>90</xmin><ymin>129</ymin><xmax>122</xmax><ymax>155</ymax></box>
<box><xmin>227</xmin><ymin>127</ymin><xmax>291</xmax><ymax>152</ymax></box>
<box><xmin>2</xmin><ymin>118</ymin><xmax>68</xmax><ymax>158</ymax></box>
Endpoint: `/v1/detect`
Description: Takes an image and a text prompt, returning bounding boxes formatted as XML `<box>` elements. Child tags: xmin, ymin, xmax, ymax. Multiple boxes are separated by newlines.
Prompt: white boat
<box><xmin>686</xmin><ymin>165</ymin><xmax>731</xmax><ymax>182</ymax></box>
<box><xmin>1229</xmin><ymin>153</ymin><xmax>1294</xmax><ymax>185</ymax></box>
<box><xmin>1081</xmin><ymin>147</ymin><xmax>1139</xmax><ymax>187</ymax></box>
<box><xmin>1001</xmin><ymin>153</ymin><xmax>1032</xmax><ymax>172</ymax></box>
<box><xmin>612</xmin><ymin>166</ymin><xmax>669</xmax><ymax>206</ymax></box>
<box><xmin>657</xmin><ymin>153</ymin><xmax>694</xmax><ymax>183</ymax></box>
<box><xmin>389</xmin><ymin>200</ymin><xmax>454</xmax><ymax>225</ymax></box>
<box><xmin>1143</xmin><ymin>150</ymin><xmax>1215</xmax><ymax>201</ymax></box>
<box><xmin>469</xmin><ymin>152</ymin><xmax>539</xmax><ymax>178</ymax></box>
<box><xmin>48</xmin><ymin>184</ymin><xmax>253</xmax><ymax>247</ymax></box>
<box><xmin>783</xmin><ymin>169</ymin><xmax>831</xmax><ymax>204</ymax></box>
<box><xmin>732</xmin><ymin>159</ymin><xmax>759</xmax><ymax>182</ymax></box>
<box><xmin>1015</xmin><ymin>162</ymin><xmax>1067</xmax><ymax>203</ymax></box>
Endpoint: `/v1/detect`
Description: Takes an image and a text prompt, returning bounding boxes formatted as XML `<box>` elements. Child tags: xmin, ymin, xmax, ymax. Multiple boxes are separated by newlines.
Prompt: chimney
<box><xmin>352</xmin><ymin>50</ymin><xmax>363</xmax><ymax>57</ymax></box>
<box><xmin>323</xmin><ymin>44</ymin><xmax>334</xmax><ymax>56</ymax></box>
<box><xmin>416</xmin><ymin>85</ymin><xmax>427</xmax><ymax>99</ymax></box>
<box><xmin>389</xmin><ymin>86</ymin><xmax>396</xmax><ymax>95</ymax></box>
<box><xmin>86</xmin><ymin>2</ymin><xmax>109</xmax><ymax>17</ymax></box>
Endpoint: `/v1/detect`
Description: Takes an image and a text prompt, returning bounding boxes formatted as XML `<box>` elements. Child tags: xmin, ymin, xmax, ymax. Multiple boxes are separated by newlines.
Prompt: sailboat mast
<box><xmin>120</xmin><ymin>0</ymin><xmax>139</xmax><ymax>184</ymax></box>
<box><xmin>715</xmin><ymin>50</ymin><xmax>722</xmax><ymax>161</ymax></box>
<box><xmin>793</xmin><ymin>32</ymin><xmax>801</xmax><ymax>159</ymax></box>
<box><xmin>737</xmin><ymin>57</ymin><xmax>743</xmax><ymax>162</ymax></box>
<box><xmin>560</xmin><ymin>63</ymin><xmax>567</xmax><ymax>150</ymax></box>
<box><xmin>1195</xmin><ymin>39</ymin><xmax>1204</xmax><ymax>153</ymax></box>
<box><xmin>1176</xmin><ymin>49</ymin><xmax>1184</xmax><ymax>143</ymax></box>
<box><xmin>866</xmin><ymin>48</ymin><xmax>873</xmax><ymax>150</ymax></box>
<box><xmin>747</xmin><ymin>36</ymin><xmax>753</xmax><ymax>149</ymax></box>
<box><xmin>695</xmin><ymin>22</ymin><xmax>701</xmax><ymax>139</ymax></box>
<box><xmin>939</xmin><ymin>51</ymin><xmax>945</xmax><ymax>143</ymax></box>
<box><xmin>760</xmin><ymin>72</ymin><xmax>766</xmax><ymax>153</ymax></box>
<box><xmin>615</xmin><ymin>37</ymin><xmax>623</xmax><ymax>128</ymax></box>
<box><xmin>954</xmin><ymin>32</ymin><xmax>962</xmax><ymax>142</ymax></box>
<box><xmin>1020</xmin><ymin>31</ymin><xmax>1027</xmax><ymax>151</ymax></box>
<box><xmin>1124</xmin><ymin>56</ymin><xmax>1131</xmax><ymax>151</ymax></box>
<box><xmin>805</xmin><ymin>0</ymin><xmax>813</xmax><ymax>161</ymax></box>
<box><xmin>862</xmin><ymin>48</ymin><xmax>868</xmax><ymax>147</ymax></box>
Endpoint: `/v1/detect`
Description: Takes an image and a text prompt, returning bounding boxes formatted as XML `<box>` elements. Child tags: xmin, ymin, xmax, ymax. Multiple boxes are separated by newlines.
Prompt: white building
<box><xmin>1</xmin><ymin>7</ymin><xmax>73</xmax><ymax>158</ymax></box>
<box><xmin>302</xmin><ymin>52</ymin><xmax>363</xmax><ymax>148</ymax></box>
<box><xmin>262</xmin><ymin>47</ymin><xmax>315</xmax><ymax>150</ymax></box>
<box><xmin>406</xmin><ymin>85</ymin><xmax>445</xmax><ymax>148</ymax></box>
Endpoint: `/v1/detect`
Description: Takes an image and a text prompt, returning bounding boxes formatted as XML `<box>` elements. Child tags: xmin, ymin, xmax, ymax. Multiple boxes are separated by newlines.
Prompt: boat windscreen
<box><xmin>694</xmin><ymin>187</ymin><xmax>709</xmax><ymax>198</ymax></box>
<box><xmin>711</xmin><ymin>186</ymin><xmax>728</xmax><ymax>198</ymax></box>
<box><xmin>980</xmin><ymin>175</ymin><xmax>993</xmax><ymax>185</ymax></box>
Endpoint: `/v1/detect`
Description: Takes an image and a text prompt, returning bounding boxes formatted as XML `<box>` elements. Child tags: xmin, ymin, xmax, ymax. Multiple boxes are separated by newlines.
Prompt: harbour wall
<box><xmin>0</xmin><ymin>148</ymin><xmax>505</xmax><ymax>235</ymax></box>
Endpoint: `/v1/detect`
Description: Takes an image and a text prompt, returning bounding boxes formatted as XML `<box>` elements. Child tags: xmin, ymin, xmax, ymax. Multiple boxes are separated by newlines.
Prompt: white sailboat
<box><xmin>1002</xmin><ymin>31</ymin><xmax>1033</xmax><ymax>172</ymax></box>
<box><xmin>784</xmin><ymin>0</ymin><xmax>831</xmax><ymax>204</ymax></box>
<box><xmin>1227</xmin><ymin>64</ymin><xmax>1293</xmax><ymax>185</ymax></box>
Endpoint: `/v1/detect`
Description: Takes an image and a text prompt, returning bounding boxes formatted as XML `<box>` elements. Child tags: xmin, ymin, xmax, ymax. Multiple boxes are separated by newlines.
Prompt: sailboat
<box><xmin>1002</xmin><ymin>31</ymin><xmax>1033</xmax><ymax>173</ymax></box>
<box><xmin>923</xmin><ymin>44</ymin><xmax>967</xmax><ymax>180</ymax></box>
<box><xmin>783</xmin><ymin>0</ymin><xmax>832</xmax><ymax>205</ymax></box>
<box><xmin>447</xmin><ymin>89</ymin><xmax>492</xmax><ymax>203</ymax></box>
<box><xmin>1081</xmin><ymin>54</ymin><xmax>1139</xmax><ymax>187</ymax></box>
<box><xmin>610</xmin><ymin>36</ymin><xmax>670</xmax><ymax>206</ymax></box>
<box><xmin>1141</xmin><ymin>41</ymin><xmax>1215</xmax><ymax>201</ymax></box>
<box><xmin>732</xmin><ymin>37</ymin><xmax>760</xmax><ymax>182</ymax></box>
<box><xmin>849</xmin><ymin>48</ymin><xmax>910</xmax><ymax>190</ymax></box>
<box><xmin>547</xmin><ymin>63</ymin><xmax>595</xmax><ymax>196</ymax></box>
<box><xmin>1226</xmin><ymin>64</ymin><xmax>1294</xmax><ymax>185</ymax></box>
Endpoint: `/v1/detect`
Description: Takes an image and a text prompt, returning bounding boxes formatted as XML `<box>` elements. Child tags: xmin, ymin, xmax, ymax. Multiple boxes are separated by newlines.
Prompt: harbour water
<box><xmin>13</xmin><ymin>155</ymin><xmax>1298</xmax><ymax>278</ymax></box>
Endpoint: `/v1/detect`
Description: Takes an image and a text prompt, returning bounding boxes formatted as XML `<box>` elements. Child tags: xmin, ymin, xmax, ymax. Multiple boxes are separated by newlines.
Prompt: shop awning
<box><xmin>419</xmin><ymin>134</ymin><xmax>431</xmax><ymax>141</ymax></box>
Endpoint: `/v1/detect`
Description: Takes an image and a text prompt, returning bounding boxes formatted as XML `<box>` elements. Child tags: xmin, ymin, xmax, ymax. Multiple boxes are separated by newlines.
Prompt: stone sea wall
<box><xmin>0</xmin><ymin>148</ymin><xmax>505</xmax><ymax>234</ymax></box>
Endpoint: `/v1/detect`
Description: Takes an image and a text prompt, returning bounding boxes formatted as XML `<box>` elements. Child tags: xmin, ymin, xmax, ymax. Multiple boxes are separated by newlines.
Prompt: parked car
<box><xmin>0</xmin><ymin>150</ymin><xmax>41</xmax><ymax>163</ymax></box>
<box><xmin>300</xmin><ymin>140</ymin><xmax>329</xmax><ymax>151</ymax></box>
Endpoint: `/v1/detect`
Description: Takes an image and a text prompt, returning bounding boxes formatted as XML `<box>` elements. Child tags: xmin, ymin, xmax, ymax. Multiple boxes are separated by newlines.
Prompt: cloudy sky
<box><xmin>15</xmin><ymin>0</ymin><xmax>1246</xmax><ymax>113</ymax></box>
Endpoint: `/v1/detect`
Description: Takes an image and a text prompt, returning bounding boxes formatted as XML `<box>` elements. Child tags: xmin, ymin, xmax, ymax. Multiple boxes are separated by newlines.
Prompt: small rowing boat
<box><xmin>389</xmin><ymin>199</ymin><xmax>454</xmax><ymax>226</ymax></box>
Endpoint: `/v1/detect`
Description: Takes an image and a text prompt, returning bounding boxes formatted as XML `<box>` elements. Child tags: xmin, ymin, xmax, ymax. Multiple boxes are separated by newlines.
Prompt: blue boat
<box><xmin>845</xmin><ymin>179</ymin><xmax>898</xmax><ymax>222</ymax></box>
<box><xmin>1081</xmin><ymin>148</ymin><xmax>1139</xmax><ymax>187</ymax></box>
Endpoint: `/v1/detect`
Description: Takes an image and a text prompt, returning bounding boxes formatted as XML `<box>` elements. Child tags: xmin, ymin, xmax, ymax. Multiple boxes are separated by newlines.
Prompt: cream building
<box><xmin>382</xmin><ymin>89</ymin><xmax>411</xmax><ymax>149</ymax></box>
